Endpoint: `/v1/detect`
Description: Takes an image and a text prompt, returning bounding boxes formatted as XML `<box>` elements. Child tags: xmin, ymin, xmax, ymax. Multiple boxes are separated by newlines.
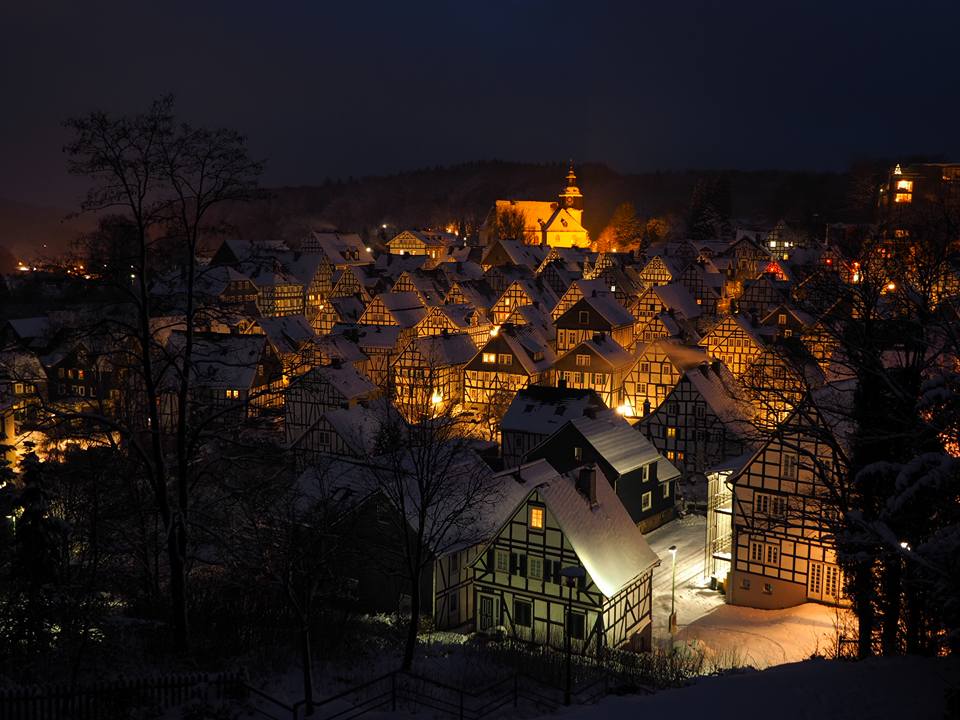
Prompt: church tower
<box><xmin>558</xmin><ymin>163</ymin><xmax>584</xmax><ymax>212</ymax></box>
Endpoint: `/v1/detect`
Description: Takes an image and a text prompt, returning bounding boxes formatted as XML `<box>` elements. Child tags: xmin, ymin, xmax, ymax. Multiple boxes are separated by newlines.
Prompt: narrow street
<box><xmin>643</xmin><ymin>513</ymin><xmax>726</xmax><ymax>645</ymax></box>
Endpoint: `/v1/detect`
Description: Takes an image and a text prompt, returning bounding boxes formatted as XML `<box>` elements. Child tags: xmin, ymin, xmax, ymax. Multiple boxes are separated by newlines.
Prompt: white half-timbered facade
<box><xmin>444</xmin><ymin>460</ymin><xmax>658</xmax><ymax>653</ymax></box>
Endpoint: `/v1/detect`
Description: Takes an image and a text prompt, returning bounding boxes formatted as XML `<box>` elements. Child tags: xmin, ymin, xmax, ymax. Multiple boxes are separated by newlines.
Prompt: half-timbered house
<box><xmin>698</xmin><ymin>314</ymin><xmax>766</xmax><ymax>377</ymax></box>
<box><xmin>720</xmin><ymin>395</ymin><xmax>849</xmax><ymax>609</ymax></box>
<box><xmin>463</xmin><ymin>460</ymin><xmax>659</xmax><ymax>652</ymax></box>
<box><xmin>390</xmin><ymin>333</ymin><xmax>476</xmax><ymax>422</ymax></box>
<box><xmin>637</xmin><ymin>255</ymin><xmax>681</xmax><ymax>288</ymax></box>
<box><xmin>620</xmin><ymin>340</ymin><xmax>709</xmax><ymax>419</ymax></box>
<box><xmin>463</xmin><ymin>324</ymin><xmax>556</xmax><ymax>416</ymax></box>
<box><xmin>285</xmin><ymin>361</ymin><xmax>379</xmax><ymax>446</ymax></box>
<box><xmin>636</xmin><ymin>360</ymin><xmax>758</xmax><ymax>481</ymax></box>
<box><xmin>554</xmin><ymin>293</ymin><xmax>635</xmax><ymax>355</ymax></box>
<box><xmin>551</xmin><ymin>335</ymin><xmax>635</xmax><ymax>409</ymax></box>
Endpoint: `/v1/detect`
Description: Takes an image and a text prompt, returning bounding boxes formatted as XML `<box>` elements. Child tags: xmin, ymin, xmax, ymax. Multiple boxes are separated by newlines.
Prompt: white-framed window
<box><xmin>578</xmin><ymin>311</ymin><xmax>589</xmax><ymax>324</ymax></box>
<box><xmin>641</xmin><ymin>491</ymin><xmax>652</xmax><ymax>511</ymax></box>
<box><xmin>576</xmin><ymin>354</ymin><xmax>591</xmax><ymax>367</ymax></box>
<box><xmin>574</xmin><ymin>446</ymin><xmax>582</xmax><ymax>461</ymax></box>
<box><xmin>482</xmin><ymin>352</ymin><xmax>496</xmax><ymax>363</ymax></box>
<box><xmin>592</xmin><ymin>372</ymin><xmax>603</xmax><ymax>385</ymax></box>
<box><xmin>765</xmin><ymin>543</ymin><xmax>779</xmax><ymax>565</ymax></box>
<box><xmin>666</xmin><ymin>427</ymin><xmax>677</xmax><ymax>439</ymax></box>
<box><xmin>498</xmin><ymin>354</ymin><xmax>513</xmax><ymax>365</ymax></box>
<box><xmin>755</xmin><ymin>493</ymin><xmax>770</xmax><ymax>514</ymax></box>
<box><xmin>750</xmin><ymin>540</ymin><xmax>764</xmax><ymax>563</ymax></box>
<box><xmin>495</xmin><ymin>550</ymin><xmax>510</xmax><ymax>573</ymax></box>
<box><xmin>529</xmin><ymin>557</ymin><xmax>543</xmax><ymax>580</ymax></box>
<box><xmin>662</xmin><ymin>482</ymin><xmax>670</xmax><ymax>499</ymax></box>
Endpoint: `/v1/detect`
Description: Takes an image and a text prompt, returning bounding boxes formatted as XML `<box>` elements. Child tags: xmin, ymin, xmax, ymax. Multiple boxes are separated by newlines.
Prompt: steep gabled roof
<box><xmin>481</xmin><ymin>460</ymin><xmax>659</xmax><ymax>597</ymax></box>
<box><xmin>567</xmin><ymin>416</ymin><xmax>680</xmax><ymax>480</ymax></box>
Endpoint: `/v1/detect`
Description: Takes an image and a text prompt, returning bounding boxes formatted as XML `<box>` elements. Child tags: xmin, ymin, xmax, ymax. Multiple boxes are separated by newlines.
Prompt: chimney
<box><xmin>576</xmin><ymin>467</ymin><xmax>598</xmax><ymax>505</ymax></box>
<box><xmin>642</xmin><ymin>398</ymin><xmax>651</xmax><ymax>417</ymax></box>
<box><xmin>711</xmin><ymin>359</ymin><xmax>721</xmax><ymax>374</ymax></box>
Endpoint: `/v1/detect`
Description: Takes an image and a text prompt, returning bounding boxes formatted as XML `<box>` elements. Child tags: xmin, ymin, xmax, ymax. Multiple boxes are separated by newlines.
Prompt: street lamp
<box><xmin>668</xmin><ymin>545</ymin><xmax>678</xmax><ymax>636</ymax></box>
<box><xmin>560</xmin><ymin>565</ymin><xmax>585</xmax><ymax>706</ymax></box>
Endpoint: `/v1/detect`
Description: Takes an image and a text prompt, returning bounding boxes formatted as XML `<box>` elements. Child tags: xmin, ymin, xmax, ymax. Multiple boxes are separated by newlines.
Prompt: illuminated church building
<box><xmin>480</xmin><ymin>165</ymin><xmax>590</xmax><ymax>248</ymax></box>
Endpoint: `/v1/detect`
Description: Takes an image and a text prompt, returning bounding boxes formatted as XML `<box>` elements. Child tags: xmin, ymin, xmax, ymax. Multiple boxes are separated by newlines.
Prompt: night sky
<box><xmin>2</xmin><ymin>0</ymin><xmax>959</xmax><ymax>207</ymax></box>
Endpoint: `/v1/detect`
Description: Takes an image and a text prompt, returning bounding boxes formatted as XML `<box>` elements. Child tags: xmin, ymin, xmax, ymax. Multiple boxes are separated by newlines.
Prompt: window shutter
<box><xmin>486</xmin><ymin>548</ymin><xmax>494</xmax><ymax>574</ymax></box>
<box><xmin>519</xmin><ymin>555</ymin><xmax>527</xmax><ymax>578</ymax></box>
<box><xmin>650</xmin><ymin>461</ymin><xmax>659</xmax><ymax>483</ymax></box>
<box><xmin>510</xmin><ymin>553</ymin><xmax>517</xmax><ymax>575</ymax></box>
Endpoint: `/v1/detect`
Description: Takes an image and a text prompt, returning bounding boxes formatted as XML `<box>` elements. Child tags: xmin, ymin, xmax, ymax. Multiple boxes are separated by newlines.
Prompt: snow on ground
<box><xmin>676</xmin><ymin>602</ymin><xmax>852</xmax><ymax>668</ymax></box>
<box><xmin>644</xmin><ymin>513</ymin><xmax>726</xmax><ymax>645</ymax></box>
<box><xmin>553</xmin><ymin>656</ymin><xmax>957</xmax><ymax>720</ymax></box>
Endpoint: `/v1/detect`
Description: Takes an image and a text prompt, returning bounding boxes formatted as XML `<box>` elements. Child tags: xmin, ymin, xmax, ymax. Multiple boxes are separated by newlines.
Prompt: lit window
<box><xmin>895</xmin><ymin>179</ymin><xmax>913</xmax><ymax>192</ymax></box>
<box><xmin>528</xmin><ymin>505</ymin><xmax>545</xmax><ymax>530</ymax></box>
<box><xmin>894</xmin><ymin>193</ymin><xmax>912</xmax><ymax>203</ymax></box>
<box><xmin>666</xmin><ymin>427</ymin><xmax>677</xmax><ymax>439</ymax></box>
<box><xmin>641</xmin><ymin>491</ymin><xmax>652</xmax><ymax>511</ymax></box>
<box><xmin>574</xmin><ymin>446</ymin><xmax>582</xmax><ymax>461</ymax></box>
<box><xmin>482</xmin><ymin>352</ymin><xmax>496</xmax><ymax>364</ymax></box>
<box><xmin>778</xmin><ymin>314</ymin><xmax>787</xmax><ymax>326</ymax></box>
<box><xmin>662</xmin><ymin>482</ymin><xmax>671</xmax><ymax>499</ymax></box>
<box><xmin>77</xmin><ymin>369</ymin><xmax>85</xmax><ymax>380</ymax></box>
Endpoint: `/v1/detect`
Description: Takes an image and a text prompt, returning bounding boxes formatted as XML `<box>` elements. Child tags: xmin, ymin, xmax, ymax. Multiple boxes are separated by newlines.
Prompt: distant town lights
<box><xmin>490</xmin><ymin>325</ymin><xmax>500</xmax><ymax>337</ymax></box>
<box><xmin>615</xmin><ymin>401</ymin><xmax>632</xmax><ymax>416</ymax></box>
<box><xmin>431</xmin><ymin>391</ymin><xmax>443</xmax><ymax>405</ymax></box>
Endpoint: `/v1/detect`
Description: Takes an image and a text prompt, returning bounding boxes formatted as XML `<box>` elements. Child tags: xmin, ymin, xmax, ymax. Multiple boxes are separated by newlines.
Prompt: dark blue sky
<box><xmin>2</xmin><ymin>0</ymin><xmax>958</xmax><ymax>206</ymax></box>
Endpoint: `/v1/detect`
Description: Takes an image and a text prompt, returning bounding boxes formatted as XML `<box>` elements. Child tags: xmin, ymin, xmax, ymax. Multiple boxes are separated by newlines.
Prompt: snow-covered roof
<box><xmin>653</xmin><ymin>283</ymin><xmax>702</xmax><ymax>319</ymax></box>
<box><xmin>568</xmin><ymin>416</ymin><xmax>680</xmax><ymax>480</ymax></box>
<box><xmin>501</xmin><ymin>386</ymin><xmax>610</xmax><ymax>436</ymax></box>
<box><xmin>256</xmin><ymin>315</ymin><xmax>316</xmax><ymax>355</ymax></box>
<box><xmin>494</xmin><ymin>459</ymin><xmax>660</xmax><ymax>597</ymax></box>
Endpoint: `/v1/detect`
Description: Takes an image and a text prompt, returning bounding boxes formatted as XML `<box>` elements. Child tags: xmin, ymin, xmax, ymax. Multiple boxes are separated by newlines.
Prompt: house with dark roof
<box><xmin>524</xmin><ymin>416</ymin><xmax>680</xmax><ymax>532</ymax></box>
<box><xmin>500</xmin><ymin>386</ymin><xmax>610</xmax><ymax>468</ymax></box>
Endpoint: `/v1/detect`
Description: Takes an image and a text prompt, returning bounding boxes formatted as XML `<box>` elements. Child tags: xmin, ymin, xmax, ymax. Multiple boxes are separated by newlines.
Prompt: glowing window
<box><xmin>482</xmin><ymin>353</ymin><xmax>496</xmax><ymax>364</ymax></box>
<box><xmin>528</xmin><ymin>505</ymin><xmax>545</xmax><ymax>530</ymax></box>
<box><xmin>894</xmin><ymin>192</ymin><xmax>912</xmax><ymax>203</ymax></box>
<box><xmin>895</xmin><ymin>179</ymin><xmax>913</xmax><ymax>192</ymax></box>
<box><xmin>666</xmin><ymin>427</ymin><xmax>677</xmax><ymax>439</ymax></box>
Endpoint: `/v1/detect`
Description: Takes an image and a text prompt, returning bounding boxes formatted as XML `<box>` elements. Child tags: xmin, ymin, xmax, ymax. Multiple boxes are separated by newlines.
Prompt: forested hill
<box><xmin>214</xmin><ymin>161</ymin><xmax>866</xmax><ymax>245</ymax></box>
<box><xmin>1</xmin><ymin>161</ymin><xmax>877</xmax><ymax>257</ymax></box>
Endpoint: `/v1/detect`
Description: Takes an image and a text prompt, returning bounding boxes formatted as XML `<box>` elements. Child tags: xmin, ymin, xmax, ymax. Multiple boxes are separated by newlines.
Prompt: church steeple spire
<box><xmin>558</xmin><ymin>161</ymin><xmax>583</xmax><ymax>210</ymax></box>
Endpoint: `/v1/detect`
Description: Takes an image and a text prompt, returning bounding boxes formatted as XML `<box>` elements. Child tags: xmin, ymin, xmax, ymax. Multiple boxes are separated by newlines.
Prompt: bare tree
<box><xmin>495</xmin><ymin>207</ymin><xmax>529</xmax><ymax>244</ymax></box>
<box><xmin>371</xmin><ymin>379</ymin><xmax>499</xmax><ymax>671</ymax></box>
<box><xmin>55</xmin><ymin>96</ymin><xmax>263</xmax><ymax>650</ymax></box>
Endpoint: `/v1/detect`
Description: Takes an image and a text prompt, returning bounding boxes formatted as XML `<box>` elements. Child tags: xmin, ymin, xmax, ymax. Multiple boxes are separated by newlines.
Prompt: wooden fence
<box><xmin>0</xmin><ymin>671</ymin><xmax>244</xmax><ymax>720</ymax></box>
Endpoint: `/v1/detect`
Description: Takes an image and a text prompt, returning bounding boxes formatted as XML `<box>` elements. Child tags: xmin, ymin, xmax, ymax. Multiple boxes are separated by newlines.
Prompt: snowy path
<box><xmin>643</xmin><ymin>514</ymin><xmax>725</xmax><ymax>645</ymax></box>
